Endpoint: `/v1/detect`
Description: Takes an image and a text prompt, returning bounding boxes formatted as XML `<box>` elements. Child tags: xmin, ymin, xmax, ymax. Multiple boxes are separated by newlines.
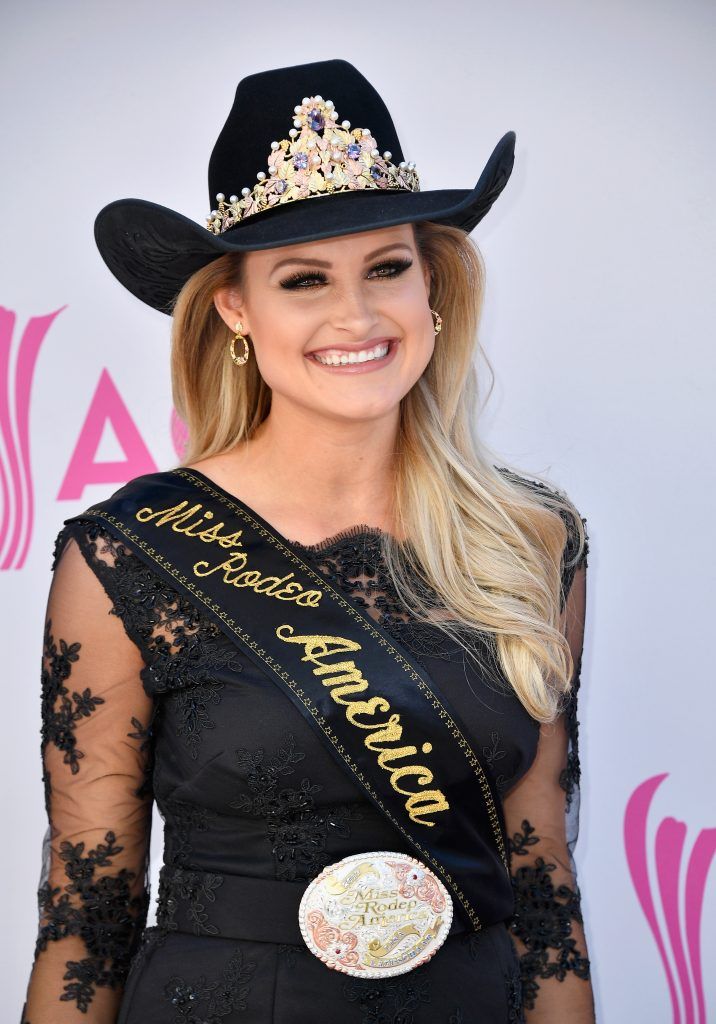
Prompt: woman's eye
<box><xmin>280</xmin><ymin>272</ymin><xmax>327</xmax><ymax>289</ymax></box>
<box><xmin>369</xmin><ymin>258</ymin><xmax>413</xmax><ymax>278</ymax></box>
<box><xmin>279</xmin><ymin>258</ymin><xmax>413</xmax><ymax>290</ymax></box>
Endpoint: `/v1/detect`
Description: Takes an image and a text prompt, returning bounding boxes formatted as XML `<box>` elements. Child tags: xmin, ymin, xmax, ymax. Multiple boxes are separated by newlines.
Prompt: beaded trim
<box><xmin>206</xmin><ymin>94</ymin><xmax>420</xmax><ymax>234</ymax></box>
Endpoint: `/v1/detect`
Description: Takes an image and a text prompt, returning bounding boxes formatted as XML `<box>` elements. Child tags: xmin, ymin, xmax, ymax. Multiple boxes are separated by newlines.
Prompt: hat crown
<box><xmin>208</xmin><ymin>59</ymin><xmax>405</xmax><ymax>208</ymax></box>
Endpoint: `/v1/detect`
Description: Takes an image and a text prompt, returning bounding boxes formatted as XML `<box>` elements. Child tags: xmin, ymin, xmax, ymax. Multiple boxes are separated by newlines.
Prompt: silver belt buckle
<box><xmin>298</xmin><ymin>850</ymin><xmax>453</xmax><ymax>978</ymax></box>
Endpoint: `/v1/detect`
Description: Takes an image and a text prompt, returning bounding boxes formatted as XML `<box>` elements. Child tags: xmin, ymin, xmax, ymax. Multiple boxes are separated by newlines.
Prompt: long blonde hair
<box><xmin>169</xmin><ymin>221</ymin><xmax>587</xmax><ymax>722</ymax></box>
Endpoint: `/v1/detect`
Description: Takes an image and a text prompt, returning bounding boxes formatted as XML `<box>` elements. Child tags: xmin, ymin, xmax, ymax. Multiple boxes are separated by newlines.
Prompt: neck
<box><xmin>224</xmin><ymin>400</ymin><xmax>401</xmax><ymax>534</ymax></box>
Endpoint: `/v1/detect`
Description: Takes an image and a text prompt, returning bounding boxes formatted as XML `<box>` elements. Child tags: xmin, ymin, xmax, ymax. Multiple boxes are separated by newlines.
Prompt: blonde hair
<box><xmin>169</xmin><ymin>221</ymin><xmax>587</xmax><ymax>722</ymax></box>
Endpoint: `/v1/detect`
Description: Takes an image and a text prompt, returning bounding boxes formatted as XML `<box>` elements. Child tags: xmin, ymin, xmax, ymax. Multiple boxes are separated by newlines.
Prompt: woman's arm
<box><xmin>502</xmin><ymin>547</ymin><xmax>596</xmax><ymax>1021</ymax></box>
<box><xmin>21</xmin><ymin>527</ymin><xmax>155</xmax><ymax>1022</ymax></box>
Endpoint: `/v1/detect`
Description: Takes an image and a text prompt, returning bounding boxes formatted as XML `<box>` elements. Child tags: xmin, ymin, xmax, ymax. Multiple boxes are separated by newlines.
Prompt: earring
<box><xmin>431</xmin><ymin>309</ymin><xmax>443</xmax><ymax>335</ymax></box>
<box><xmin>229</xmin><ymin>321</ymin><xmax>250</xmax><ymax>365</ymax></box>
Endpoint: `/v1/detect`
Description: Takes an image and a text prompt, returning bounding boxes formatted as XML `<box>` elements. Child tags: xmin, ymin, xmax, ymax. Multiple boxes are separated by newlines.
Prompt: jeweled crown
<box><xmin>206</xmin><ymin>95</ymin><xmax>420</xmax><ymax>235</ymax></box>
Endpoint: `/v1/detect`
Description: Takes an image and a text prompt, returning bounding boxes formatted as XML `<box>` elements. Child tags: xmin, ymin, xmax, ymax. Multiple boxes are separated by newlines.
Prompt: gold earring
<box><xmin>431</xmin><ymin>309</ymin><xmax>443</xmax><ymax>335</ymax></box>
<box><xmin>229</xmin><ymin>321</ymin><xmax>250</xmax><ymax>365</ymax></box>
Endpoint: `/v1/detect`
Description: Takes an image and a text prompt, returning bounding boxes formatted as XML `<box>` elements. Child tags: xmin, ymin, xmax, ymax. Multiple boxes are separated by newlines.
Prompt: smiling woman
<box><xmin>22</xmin><ymin>58</ymin><xmax>596</xmax><ymax>1024</ymax></box>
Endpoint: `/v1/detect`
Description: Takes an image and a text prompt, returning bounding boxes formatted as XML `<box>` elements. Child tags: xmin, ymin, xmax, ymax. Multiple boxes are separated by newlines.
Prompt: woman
<box><xmin>21</xmin><ymin>58</ymin><xmax>596</xmax><ymax>1023</ymax></box>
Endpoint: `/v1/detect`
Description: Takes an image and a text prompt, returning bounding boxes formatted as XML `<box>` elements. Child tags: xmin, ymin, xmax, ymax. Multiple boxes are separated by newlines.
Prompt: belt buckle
<box><xmin>298</xmin><ymin>850</ymin><xmax>453</xmax><ymax>978</ymax></box>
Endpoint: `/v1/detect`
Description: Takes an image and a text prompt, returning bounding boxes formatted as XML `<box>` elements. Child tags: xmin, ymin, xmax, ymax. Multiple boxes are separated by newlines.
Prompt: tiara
<box><xmin>205</xmin><ymin>95</ymin><xmax>421</xmax><ymax>235</ymax></box>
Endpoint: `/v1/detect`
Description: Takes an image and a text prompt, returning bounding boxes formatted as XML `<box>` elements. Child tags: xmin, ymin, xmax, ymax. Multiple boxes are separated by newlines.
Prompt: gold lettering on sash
<box><xmin>194</xmin><ymin>552</ymin><xmax>248</xmax><ymax>576</ymax></box>
<box><xmin>136</xmin><ymin>499</ymin><xmax>202</xmax><ymax>527</ymax></box>
<box><xmin>364</xmin><ymin>714</ymin><xmax>404</xmax><ymax>750</ymax></box>
<box><xmin>134</xmin><ymin>502</ymin><xmax>323</xmax><ymax>606</ymax></box>
<box><xmin>387</xmin><ymin>764</ymin><xmax>435</xmax><ymax>795</ymax></box>
<box><xmin>405</xmin><ymin>791</ymin><xmax>451</xmax><ymax>824</ymax></box>
<box><xmin>275</xmin><ymin>626</ymin><xmax>449</xmax><ymax>827</ymax></box>
<box><xmin>344</xmin><ymin>697</ymin><xmax>392</xmax><ymax>726</ymax></box>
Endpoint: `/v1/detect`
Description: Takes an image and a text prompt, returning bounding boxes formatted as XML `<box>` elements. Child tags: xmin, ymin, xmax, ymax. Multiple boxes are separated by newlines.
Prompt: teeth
<box><xmin>313</xmin><ymin>342</ymin><xmax>391</xmax><ymax>366</ymax></box>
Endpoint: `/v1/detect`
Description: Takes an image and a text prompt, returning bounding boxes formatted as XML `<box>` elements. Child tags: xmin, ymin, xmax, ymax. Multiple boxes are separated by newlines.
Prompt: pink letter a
<box><xmin>58</xmin><ymin>368</ymin><xmax>157</xmax><ymax>500</ymax></box>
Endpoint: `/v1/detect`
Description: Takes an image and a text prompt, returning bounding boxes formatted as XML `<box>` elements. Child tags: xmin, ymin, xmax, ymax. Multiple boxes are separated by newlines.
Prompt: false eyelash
<box><xmin>280</xmin><ymin>257</ymin><xmax>414</xmax><ymax>289</ymax></box>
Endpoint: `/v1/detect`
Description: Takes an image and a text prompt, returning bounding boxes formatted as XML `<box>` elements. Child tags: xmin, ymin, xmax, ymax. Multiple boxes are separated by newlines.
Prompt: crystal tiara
<box><xmin>205</xmin><ymin>95</ymin><xmax>421</xmax><ymax>235</ymax></box>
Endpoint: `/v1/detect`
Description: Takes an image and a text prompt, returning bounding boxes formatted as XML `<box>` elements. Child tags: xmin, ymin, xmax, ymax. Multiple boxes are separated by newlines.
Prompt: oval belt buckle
<box><xmin>298</xmin><ymin>850</ymin><xmax>453</xmax><ymax>978</ymax></box>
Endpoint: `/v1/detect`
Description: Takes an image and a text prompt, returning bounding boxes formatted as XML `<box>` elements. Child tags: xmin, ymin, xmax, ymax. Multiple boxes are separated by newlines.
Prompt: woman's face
<box><xmin>213</xmin><ymin>222</ymin><xmax>434</xmax><ymax>426</ymax></box>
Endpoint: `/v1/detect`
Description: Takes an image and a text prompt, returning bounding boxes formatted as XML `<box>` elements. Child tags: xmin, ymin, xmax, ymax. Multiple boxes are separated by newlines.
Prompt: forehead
<box><xmin>246</xmin><ymin>222</ymin><xmax>417</xmax><ymax>271</ymax></box>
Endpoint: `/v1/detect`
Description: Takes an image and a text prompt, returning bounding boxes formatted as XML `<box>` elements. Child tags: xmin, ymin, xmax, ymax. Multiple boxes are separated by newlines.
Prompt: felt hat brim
<box><xmin>94</xmin><ymin>131</ymin><xmax>515</xmax><ymax>315</ymax></box>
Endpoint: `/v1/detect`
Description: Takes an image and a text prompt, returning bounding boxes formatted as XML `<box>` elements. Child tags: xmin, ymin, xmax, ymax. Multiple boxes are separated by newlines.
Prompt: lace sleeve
<box><xmin>20</xmin><ymin>524</ymin><xmax>155</xmax><ymax>1023</ymax></box>
<box><xmin>502</xmin><ymin>519</ymin><xmax>596</xmax><ymax>1022</ymax></box>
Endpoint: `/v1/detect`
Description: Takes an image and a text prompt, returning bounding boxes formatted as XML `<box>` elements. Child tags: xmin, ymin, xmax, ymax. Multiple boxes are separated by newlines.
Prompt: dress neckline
<box><xmin>178</xmin><ymin>466</ymin><xmax>395</xmax><ymax>553</ymax></box>
<box><xmin>288</xmin><ymin>522</ymin><xmax>389</xmax><ymax>553</ymax></box>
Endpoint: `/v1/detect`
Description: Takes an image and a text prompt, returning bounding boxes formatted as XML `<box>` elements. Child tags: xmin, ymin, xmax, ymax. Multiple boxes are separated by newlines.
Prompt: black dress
<box><xmin>21</xmin><ymin>468</ymin><xmax>594</xmax><ymax>1023</ymax></box>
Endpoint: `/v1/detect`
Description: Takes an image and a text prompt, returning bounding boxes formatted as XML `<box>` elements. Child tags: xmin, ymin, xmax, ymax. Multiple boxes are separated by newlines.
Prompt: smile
<box><xmin>307</xmin><ymin>339</ymin><xmax>399</xmax><ymax>373</ymax></box>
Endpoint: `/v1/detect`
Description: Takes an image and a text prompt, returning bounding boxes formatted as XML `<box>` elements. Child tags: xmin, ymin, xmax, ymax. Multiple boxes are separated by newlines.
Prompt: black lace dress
<box><xmin>20</xmin><ymin>470</ymin><xmax>594</xmax><ymax>1023</ymax></box>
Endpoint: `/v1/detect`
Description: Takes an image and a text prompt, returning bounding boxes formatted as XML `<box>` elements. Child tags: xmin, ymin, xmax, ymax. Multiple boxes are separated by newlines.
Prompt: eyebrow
<box><xmin>270</xmin><ymin>242</ymin><xmax>414</xmax><ymax>275</ymax></box>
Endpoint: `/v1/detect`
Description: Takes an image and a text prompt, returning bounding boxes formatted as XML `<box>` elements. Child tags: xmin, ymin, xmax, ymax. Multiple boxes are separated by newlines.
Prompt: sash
<box><xmin>64</xmin><ymin>468</ymin><xmax>513</xmax><ymax>931</ymax></box>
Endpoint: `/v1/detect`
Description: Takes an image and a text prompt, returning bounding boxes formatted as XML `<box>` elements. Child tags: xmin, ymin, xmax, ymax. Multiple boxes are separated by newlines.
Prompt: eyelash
<box><xmin>279</xmin><ymin>257</ymin><xmax>413</xmax><ymax>290</ymax></box>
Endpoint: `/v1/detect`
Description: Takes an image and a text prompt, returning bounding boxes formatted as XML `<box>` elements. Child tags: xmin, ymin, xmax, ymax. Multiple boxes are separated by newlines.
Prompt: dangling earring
<box><xmin>431</xmin><ymin>309</ymin><xmax>443</xmax><ymax>335</ymax></box>
<box><xmin>229</xmin><ymin>321</ymin><xmax>250</xmax><ymax>365</ymax></box>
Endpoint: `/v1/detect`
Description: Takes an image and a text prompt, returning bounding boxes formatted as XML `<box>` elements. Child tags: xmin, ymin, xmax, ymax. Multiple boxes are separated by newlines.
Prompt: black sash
<box><xmin>65</xmin><ymin>468</ymin><xmax>513</xmax><ymax>931</ymax></box>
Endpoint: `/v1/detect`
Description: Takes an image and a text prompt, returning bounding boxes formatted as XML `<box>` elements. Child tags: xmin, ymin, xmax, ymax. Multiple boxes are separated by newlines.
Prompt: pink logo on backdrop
<box><xmin>624</xmin><ymin>774</ymin><xmax>716</xmax><ymax>1023</ymax></box>
<box><xmin>0</xmin><ymin>306</ymin><xmax>65</xmax><ymax>570</ymax></box>
<box><xmin>57</xmin><ymin>367</ymin><xmax>157</xmax><ymax>500</ymax></box>
<box><xmin>0</xmin><ymin>305</ymin><xmax>189</xmax><ymax>570</ymax></box>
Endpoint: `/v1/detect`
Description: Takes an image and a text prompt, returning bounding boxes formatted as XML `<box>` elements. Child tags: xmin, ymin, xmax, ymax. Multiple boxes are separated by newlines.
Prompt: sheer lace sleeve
<box><xmin>502</xmin><ymin>517</ymin><xmax>596</xmax><ymax>1022</ymax></box>
<box><xmin>21</xmin><ymin>523</ymin><xmax>155</xmax><ymax>1023</ymax></box>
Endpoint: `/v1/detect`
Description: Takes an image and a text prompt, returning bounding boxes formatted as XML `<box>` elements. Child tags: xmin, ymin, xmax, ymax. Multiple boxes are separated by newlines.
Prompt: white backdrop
<box><xmin>2</xmin><ymin>1</ymin><xmax>714</xmax><ymax>1020</ymax></box>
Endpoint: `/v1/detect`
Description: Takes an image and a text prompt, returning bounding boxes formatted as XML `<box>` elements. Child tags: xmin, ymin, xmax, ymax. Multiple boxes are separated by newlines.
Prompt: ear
<box><xmin>213</xmin><ymin>285</ymin><xmax>250</xmax><ymax>334</ymax></box>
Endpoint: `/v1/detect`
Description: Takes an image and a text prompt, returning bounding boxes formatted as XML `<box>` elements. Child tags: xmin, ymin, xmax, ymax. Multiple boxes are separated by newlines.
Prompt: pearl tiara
<box><xmin>205</xmin><ymin>95</ymin><xmax>421</xmax><ymax>235</ymax></box>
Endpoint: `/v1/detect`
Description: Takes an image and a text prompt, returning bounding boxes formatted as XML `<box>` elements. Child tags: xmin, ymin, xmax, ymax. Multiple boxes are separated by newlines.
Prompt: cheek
<box><xmin>249</xmin><ymin>303</ymin><xmax>314</xmax><ymax>371</ymax></box>
<box><xmin>396</xmin><ymin>291</ymin><xmax>435</xmax><ymax>361</ymax></box>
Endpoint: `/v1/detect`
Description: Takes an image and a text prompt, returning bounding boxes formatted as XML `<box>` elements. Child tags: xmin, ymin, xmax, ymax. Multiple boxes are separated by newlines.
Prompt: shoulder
<box><xmin>80</xmin><ymin>468</ymin><xmax>186</xmax><ymax>514</ymax></box>
<box><xmin>51</xmin><ymin>468</ymin><xmax>185</xmax><ymax>571</ymax></box>
<box><xmin>494</xmin><ymin>464</ymin><xmax>575</xmax><ymax>510</ymax></box>
<box><xmin>494</xmin><ymin>464</ymin><xmax>590</xmax><ymax>590</ymax></box>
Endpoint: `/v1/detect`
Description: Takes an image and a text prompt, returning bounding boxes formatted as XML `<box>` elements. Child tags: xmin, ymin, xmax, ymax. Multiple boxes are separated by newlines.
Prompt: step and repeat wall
<box><xmin>2</xmin><ymin>1</ymin><xmax>714</xmax><ymax>1020</ymax></box>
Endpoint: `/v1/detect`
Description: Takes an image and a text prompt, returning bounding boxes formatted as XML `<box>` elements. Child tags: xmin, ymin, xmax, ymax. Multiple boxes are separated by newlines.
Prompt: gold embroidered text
<box><xmin>275</xmin><ymin>626</ymin><xmax>450</xmax><ymax>827</ymax></box>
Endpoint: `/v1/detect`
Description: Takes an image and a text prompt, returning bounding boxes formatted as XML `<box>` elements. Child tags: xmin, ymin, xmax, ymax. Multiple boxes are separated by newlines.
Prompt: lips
<box><xmin>307</xmin><ymin>337</ymin><xmax>400</xmax><ymax>374</ymax></box>
<box><xmin>307</xmin><ymin>336</ymin><xmax>398</xmax><ymax>357</ymax></box>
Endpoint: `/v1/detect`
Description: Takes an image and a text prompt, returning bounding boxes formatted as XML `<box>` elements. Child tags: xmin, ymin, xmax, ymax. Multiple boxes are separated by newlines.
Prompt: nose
<box><xmin>327</xmin><ymin>282</ymin><xmax>380</xmax><ymax>338</ymax></box>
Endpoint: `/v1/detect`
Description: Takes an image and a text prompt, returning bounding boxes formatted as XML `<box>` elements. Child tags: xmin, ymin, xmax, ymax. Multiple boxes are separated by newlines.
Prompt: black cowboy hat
<box><xmin>94</xmin><ymin>58</ymin><xmax>516</xmax><ymax>315</ymax></box>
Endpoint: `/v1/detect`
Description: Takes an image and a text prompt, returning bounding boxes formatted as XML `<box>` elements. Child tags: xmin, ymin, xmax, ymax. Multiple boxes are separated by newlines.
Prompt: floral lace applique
<box><xmin>163</xmin><ymin>944</ymin><xmax>257</xmax><ymax>1023</ymax></box>
<box><xmin>35</xmin><ymin>830</ymin><xmax>149</xmax><ymax>1012</ymax></box>
<box><xmin>163</xmin><ymin>797</ymin><xmax>215</xmax><ymax>869</ymax></box>
<box><xmin>57</xmin><ymin>520</ymin><xmax>244</xmax><ymax>704</ymax></box>
<box><xmin>168</xmin><ymin>680</ymin><xmax>225</xmax><ymax>760</ymax></box>
<box><xmin>155</xmin><ymin>797</ymin><xmax>220</xmax><ymax>938</ymax></box>
<box><xmin>507</xmin><ymin>819</ymin><xmax>591</xmax><ymax>1011</ymax></box>
<box><xmin>277</xmin><ymin>942</ymin><xmax>306</xmax><ymax>968</ymax></box>
<box><xmin>157</xmin><ymin>868</ymin><xmax>224</xmax><ymax>938</ymax></box>
<box><xmin>41</xmin><ymin>618</ymin><xmax>103</xmax><ymax>776</ymax></box>
<box><xmin>505</xmin><ymin>968</ymin><xmax>525</xmax><ymax>1024</ymax></box>
<box><xmin>293</xmin><ymin>530</ymin><xmax>408</xmax><ymax>625</ymax></box>
<box><xmin>35</xmin><ymin>578</ymin><xmax>155</xmax><ymax>1014</ymax></box>
<box><xmin>230</xmin><ymin>732</ymin><xmax>364</xmax><ymax>881</ymax></box>
<box><xmin>55</xmin><ymin>519</ymin><xmax>249</xmax><ymax>770</ymax></box>
<box><xmin>127</xmin><ymin>713</ymin><xmax>156</xmax><ymax>800</ymax></box>
<box><xmin>291</xmin><ymin>532</ymin><xmax>498</xmax><ymax>698</ymax></box>
<box><xmin>558</xmin><ymin>643</ymin><xmax>587</xmax><ymax>815</ymax></box>
<box><xmin>341</xmin><ymin>964</ymin><xmax>432</xmax><ymax>1023</ymax></box>
<box><xmin>481</xmin><ymin>730</ymin><xmax>509</xmax><ymax>794</ymax></box>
